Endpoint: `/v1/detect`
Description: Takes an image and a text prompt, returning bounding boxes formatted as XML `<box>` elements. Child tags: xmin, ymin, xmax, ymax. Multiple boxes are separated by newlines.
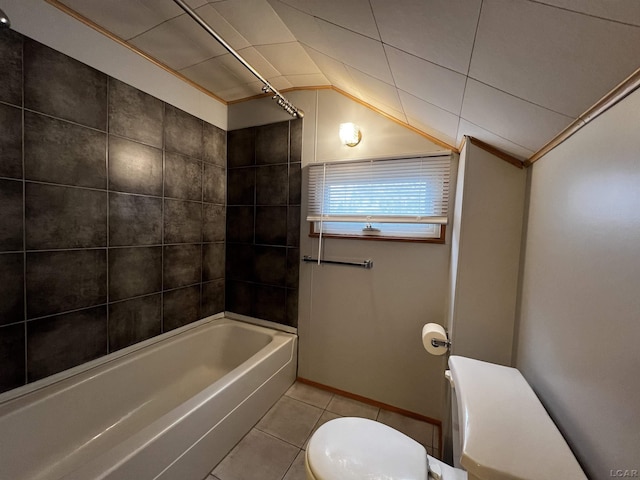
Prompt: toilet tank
<box><xmin>448</xmin><ymin>356</ymin><xmax>587</xmax><ymax>480</ymax></box>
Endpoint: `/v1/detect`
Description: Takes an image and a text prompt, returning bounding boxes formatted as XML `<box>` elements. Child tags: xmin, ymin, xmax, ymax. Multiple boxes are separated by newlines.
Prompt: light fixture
<box><xmin>0</xmin><ymin>8</ymin><xmax>11</xmax><ymax>28</ymax></box>
<box><xmin>339</xmin><ymin>123</ymin><xmax>362</xmax><ymax>147</ymax></box>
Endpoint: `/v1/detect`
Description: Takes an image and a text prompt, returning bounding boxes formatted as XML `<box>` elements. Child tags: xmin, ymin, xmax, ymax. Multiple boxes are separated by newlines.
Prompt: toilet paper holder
<box><xmin>431</xmin><ymin>337</ymin><xmax>451</xmax><ymax>349</ymax></box>
<box><xmin>422</xmin><ymin>323</ymin><xmax>451</xmax><ymax>356</ymax></box>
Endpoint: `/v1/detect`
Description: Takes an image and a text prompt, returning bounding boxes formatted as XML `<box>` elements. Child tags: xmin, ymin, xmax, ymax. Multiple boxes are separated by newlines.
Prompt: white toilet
<box><xmin>305</xmin><ymin>356</ymin><xmax>587</xmax><ymax>480</ymax></box>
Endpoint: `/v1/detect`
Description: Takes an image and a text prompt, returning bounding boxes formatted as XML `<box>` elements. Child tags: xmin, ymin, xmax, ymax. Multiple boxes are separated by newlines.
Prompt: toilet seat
<box><xmin>306</xmin><ymin>417</ymin><xmax>428</xmax><ymax>480</ymax></box>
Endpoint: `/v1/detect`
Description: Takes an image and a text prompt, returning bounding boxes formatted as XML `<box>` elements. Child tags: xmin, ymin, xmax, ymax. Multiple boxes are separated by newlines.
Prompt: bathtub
<box><xmin>0</xmin><ymin>314</ymin><xmax>297</xmax><ymax>480</ymax></box>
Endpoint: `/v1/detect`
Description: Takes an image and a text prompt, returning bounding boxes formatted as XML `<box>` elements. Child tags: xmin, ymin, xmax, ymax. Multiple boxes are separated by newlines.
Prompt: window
<box><xmin>307</xmin><ymin>155</ymin><xmax>451</xmax><ymax>242</ymax></box>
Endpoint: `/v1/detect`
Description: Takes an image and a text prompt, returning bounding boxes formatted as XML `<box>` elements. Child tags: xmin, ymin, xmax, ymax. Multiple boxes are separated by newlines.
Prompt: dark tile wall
<box><xmin>226</xmin><ymin>120</ymin><xmax>301</xmax><ymax>327</ymax></box>
<box><xmin>0</xmin><ymin>32</ymin><xmax>226</xmax><ymax>393</ymax></box>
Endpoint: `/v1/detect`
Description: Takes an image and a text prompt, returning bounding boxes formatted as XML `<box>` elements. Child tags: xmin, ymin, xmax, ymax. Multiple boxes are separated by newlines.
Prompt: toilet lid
<box><xmin>307</xmin><ymin>417</ymin><xmax>428</xmax><ymax>480</ymax></box>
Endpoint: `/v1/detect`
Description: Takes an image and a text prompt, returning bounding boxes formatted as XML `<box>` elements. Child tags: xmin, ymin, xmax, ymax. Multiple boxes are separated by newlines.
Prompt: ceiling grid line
<box><xmin>126</xmin><ymin>12</ymin><xmax>186</xmax><ymax>42</ymax></box>
<box><xmin>464</xmin><ymin>77</ymin><xmax>579</xmax><ymax>119</ymax></box>
<box><xmin>526</xmin><ymin>0</ymin><xmax>640</xmax><ymax>28</ymax></box>
<box><xmin>366</xmin><ymin>0</ymin><xmax>399</xmax><ymax>115</ymax></box>
<box><xmin>463</xmin><ymin>118</ymin><xmax>540</xmax><ymax>153</ymax></box>
<box><xmin>456</xmin><ymin>0</ymin><xmax>485</xmax><ymax>147</ymax></box>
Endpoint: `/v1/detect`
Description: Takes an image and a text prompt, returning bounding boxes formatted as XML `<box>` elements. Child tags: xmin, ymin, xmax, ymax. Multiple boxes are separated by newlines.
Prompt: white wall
<box><xmin>313</xmin><ymin>90</ymin><xmax>447</xmax><ymax>162</ymax></box>
<box><xmin>4</xmin><ymin>0</ymin><xmax>227</xmax><ymax>129</ymax></box>
<box><xmin>447</xmin><ymin>141</ymin><xmax>527</xmax><ymax>366</ymax></box>
<box><xmin>300</xmin><ymin>90</ymin><xmax>451</xmax><ymax>420</ymax></box>
<box><xmin>231</xmin><ymin>89</ymin><xmax>452</xmax><ymax>420</ymax></box>
<box><xmin>516</xmin><ymin>89</ymin><xmax>640</xmax><ymax>478</ymax></box>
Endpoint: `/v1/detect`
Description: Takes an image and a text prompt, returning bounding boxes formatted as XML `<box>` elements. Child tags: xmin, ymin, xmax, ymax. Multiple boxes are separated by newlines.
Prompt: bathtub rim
<box><xmin>225</xmin><ymin>311</ymin><xmax>297</xmax><ymax>335</ymax></box>
<box><xmin>0</xmin><ymin>312</ymin><xmax>297</xmax><ymax>406</ymax></box>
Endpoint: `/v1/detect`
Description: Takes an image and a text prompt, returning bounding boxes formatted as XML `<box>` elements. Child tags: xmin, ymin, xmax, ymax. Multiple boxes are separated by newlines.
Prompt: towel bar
<box><xmin>302</xmin><ymin>255</ymin><xmax>373</xmax><ymax>269</ymax></box>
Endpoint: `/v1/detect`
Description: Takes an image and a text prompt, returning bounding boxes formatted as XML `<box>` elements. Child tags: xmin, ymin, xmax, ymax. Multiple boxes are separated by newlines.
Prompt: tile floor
<box><xmin>206</xmin><ymin>381</ymin><xmax>441</xmax><ymax>480</ymax></box>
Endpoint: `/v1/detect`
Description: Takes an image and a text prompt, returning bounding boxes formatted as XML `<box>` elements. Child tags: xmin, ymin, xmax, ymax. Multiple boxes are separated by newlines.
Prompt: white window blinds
<box><xmin>307</xmin><ymin>155</ymin><xmax>451</xmax><ymax>227</ymax></box>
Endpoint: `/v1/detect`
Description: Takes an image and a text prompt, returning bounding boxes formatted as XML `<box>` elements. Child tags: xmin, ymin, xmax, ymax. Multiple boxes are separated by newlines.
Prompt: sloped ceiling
<box><xmin>55</xmin><ymin>0</ymin><xmax>640</xmax><ymax>160</ymax></box>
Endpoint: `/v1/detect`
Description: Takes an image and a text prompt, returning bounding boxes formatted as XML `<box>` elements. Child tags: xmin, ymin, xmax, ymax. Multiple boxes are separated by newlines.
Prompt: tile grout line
<box><xmin>160</xmin><ymin>101</ymin><xmax>166</xmax><ymax>333</ymax></box>
<box><xmin>105</xmin><ymin>76</ymin><xmax>110</xmax><ymax>355</ymax></box>
<box><xmin>278</xmin><ymin>445</ymin><xmax>303</xmax><ymax>480</ymax></box>
<box><xmin>21</xmin><ymin>32</ymin><xmax>27</xmax><ymax>385</ymax></box>
<box><xmin>200</xmin><ymin>120</ymin><xmax>205</xmax><ymax>319</ymax></box>
<box><xmin>284</xmin><ymin>121</ymin><xmax>291</xmax><ymax>325</ymax></box>
<box><xmin>253</xmin><ymin>426</ymin><xmax>305</xmax><ymax>453</ymax></box>
<box><xmin>213</xmin><ymin>383</ymin><xmax>442</xmax><ymax>479</ymax></box>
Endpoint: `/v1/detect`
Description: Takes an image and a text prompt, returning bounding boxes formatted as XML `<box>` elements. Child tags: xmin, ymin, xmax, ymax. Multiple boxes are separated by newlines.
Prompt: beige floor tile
<box><xmin>212</xmin><ymin>429</ymin><xmax>298</xmax><ymax>480</ymax></box>
<box><xmin>303</xmin><ymin>410</ymin><xmax>342</xmax><ymax>449</ymax></box>
<box><xmin>326</xmin><ymin>395</ymin><xmax>379</xmax><ymax>420</ymax></box>
<box><xmin>212</xmin><ymin>387</ymin><xmax>447</xmax><ymax>478</ymax></box>
<box><xmin>283</xmin><ymin>449</ymin><xmax>307</xmax><ymax>480</ymax></box>
<box><xmin>376</xmin><ymin>409</ymin><xmax>435</xmax><ymax>448</ymax></box>
<box><xmin>256</xmin><ymin>395</ymin><xmax>324</xmax><ymax>447</ymax></box>
<box><xmin>285</xmin><ymin>381</ymin><xmax>333</xmax><ymax>409</ymax></box>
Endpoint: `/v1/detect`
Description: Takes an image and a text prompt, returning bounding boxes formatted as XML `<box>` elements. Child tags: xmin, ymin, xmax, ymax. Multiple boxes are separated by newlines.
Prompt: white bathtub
<box><xmin>0</xmin><ymin>315</ymin><xmax>297</xmax><ymax>480</ymax></box>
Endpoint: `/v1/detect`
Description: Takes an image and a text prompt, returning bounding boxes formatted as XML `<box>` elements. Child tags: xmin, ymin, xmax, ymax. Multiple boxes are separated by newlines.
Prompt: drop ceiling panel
<box><xmin>212</xmin><ymin>0</ymin><xmax>296</xmax><ymax>45</ymax></box>
<box><xmin>189</xmin><ymin>5</ymin><xmax>251</xmax><ymax>51</ymax></box>
<box><xmin>533</xmin><ymin>0</ymin><xmax>640</xmax><ymax>27</ymax></box>
<box><xmin>218</xmin><ymin>47</ymin><xmax>281</xmax><ymax>83</ymax></box>
<box><xmin>346</xmin><ymin>67</ymin><xmax>403</xmax><ymax>112</ymax></box>
<box><xmin>266</xmin><ymin>76</ymin><xmax>294</xmax><ymax>90</ymax></box>
<box><xmin>55</xmin><ymin>0</ymin><xmax>640</xmax><ymax>161</ymax></box>
<box><xmin>279</xmin><ymin>0</ymin><xmax>315</xmax><ymax>15</ymax></box>
<box><xmin>400</xmin><ymin>91</ymin><xmax>459</xmax><ymax>145</ymax></box>
<box><xmin>255</xmin><ymin>42</ymin><xmax>321</xmax><ymax>76</ymax></box>
<box><xmin>457</xmin><ymin>119</ymin><xmax>534</xmax><ymax>161</ymax></box>
<box><xmin>267</xmin><ymin>0</ymin><xmax>333</xmax><ymax>55</ymax></box>
<box><xmin>217</xmin><ymin>83</ymin><xmax>264</xmax><ymax>101</ymax></box>
<box><xmin>370</xmin><ymin>0</ymin><xmax>482</xmax><ymax>74</ymax></box>
<box><xmin>369</xmin><ymin>102</ymin><xmax>408</xmax><ymax>124</ymax></box>
<box><xmin>307</xmin><ymin>0</ymin><xmax>380</xmax><ymax>40</ymax></box>
<box><xmin>317</xmin><ymin>19</ymin><xmax>393</xmax><ymax>84</ymax></box>
<box><xmin>342</xmin><ymin>86</ymin><xmax>366</xmax><ymax>103</ymax></box>
<box><xmin>59</xmin><ymin>0</ymin><xmax>208</xmax><ymax>40</ymax></box>
<box><xmin>286</xmin><ymin>73</ymin><xmax>330</xmax><ymax>87</ymax></box>
<box><xmin>470</xmin><ymin>0</ymin><xmax>640</xmax><ymax>118</ymax></box>
<box><xmin>129</xmin><ymin>10</ymin><xmax>230</xmax><ymax>70</ymax></box>
<box><xmin>385</xmin><ymin>45</ymin><xmax>466</xmax><ymax>115</ymax></box>
<box><xmin>461</xmin><ymin>79</ymin><xmax>574</xmax><ymax>152</ymax></box>
<box><xmin>180</xmin><ymin>57</ymin><xmax>241</xmax><ymax>93</ymax></box>
<box><xmin>224</xmin><ymin>77</ymin><xmax>293</xmax><ymax>99</ymax></box>
<box><xmin>303</xmin><ymin>46</ymin><xmax>357</xmax><ymax>92</ymax></box>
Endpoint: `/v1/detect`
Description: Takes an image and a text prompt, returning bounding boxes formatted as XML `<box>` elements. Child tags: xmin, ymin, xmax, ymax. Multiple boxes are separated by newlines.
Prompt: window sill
<box><xmin>308</xmin><ymin>225</ymin><xmax>446</xmax><ymax>244</ymax></box>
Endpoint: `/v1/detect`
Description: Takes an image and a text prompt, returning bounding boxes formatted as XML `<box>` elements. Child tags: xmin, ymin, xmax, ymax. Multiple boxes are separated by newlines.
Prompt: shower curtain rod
<box><xmin>172</xmin><ymin>0</ymin><xmax>304</xmax><ymax>118</ymax></box>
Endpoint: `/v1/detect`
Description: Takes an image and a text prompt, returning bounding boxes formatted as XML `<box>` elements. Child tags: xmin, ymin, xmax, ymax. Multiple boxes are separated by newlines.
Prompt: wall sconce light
<box><xmin>339</xmin><ymin>123</ymin><xmax>362</xmax><ymax>147</ymax></box>
<box><xmin>0</xmin><ymin>8</ymin><xmax>11</xmax><ymax>28</ymax></box>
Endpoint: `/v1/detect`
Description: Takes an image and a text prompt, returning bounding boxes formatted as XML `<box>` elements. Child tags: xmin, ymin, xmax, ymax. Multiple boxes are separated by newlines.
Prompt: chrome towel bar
<box><xmin>302</xmin><ymin>255</ymin><xmax>373</xmax><ymax>269</ymax></box>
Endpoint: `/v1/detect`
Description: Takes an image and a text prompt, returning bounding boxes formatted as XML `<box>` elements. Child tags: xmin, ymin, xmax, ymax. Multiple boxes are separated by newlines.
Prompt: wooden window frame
<box><xmin>308</xmin><ymin>222</ymin><xmax>446</xmax><ymax>244</ymax></box>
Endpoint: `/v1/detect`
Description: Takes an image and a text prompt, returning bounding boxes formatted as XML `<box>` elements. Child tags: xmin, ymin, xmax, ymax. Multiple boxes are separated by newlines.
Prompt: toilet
<box><xmin>305</xmin><ymin>356</ymin><xmax>587</xmax><ymax>480</ymax></box>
